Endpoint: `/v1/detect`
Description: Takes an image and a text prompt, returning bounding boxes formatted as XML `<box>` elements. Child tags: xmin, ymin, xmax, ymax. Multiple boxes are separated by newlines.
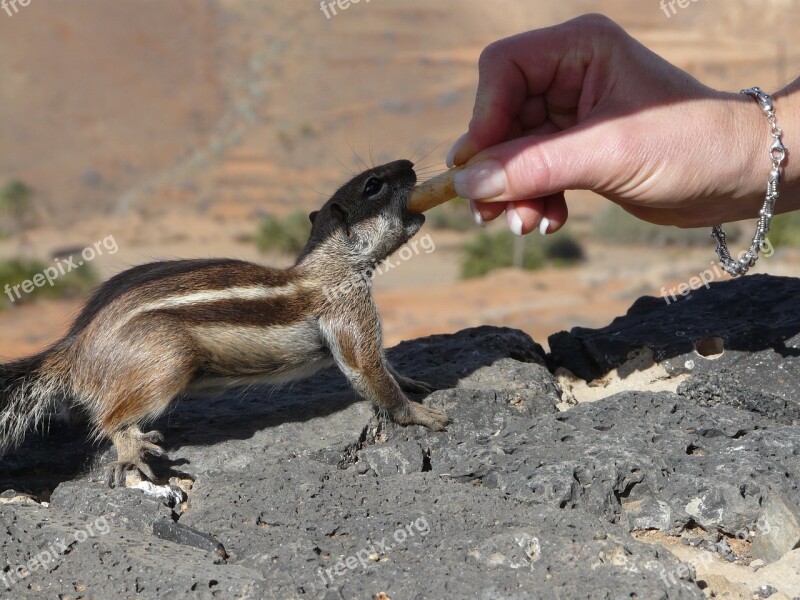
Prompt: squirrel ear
<box><xmin>330</xmin><ymin>203</ymin><xmax>352</xmax><ymax>237</ymax></box>
<box><xmin>308</xmin><ymin>210</ymin><xmax>319</xmax><ymax>224</ymax></box>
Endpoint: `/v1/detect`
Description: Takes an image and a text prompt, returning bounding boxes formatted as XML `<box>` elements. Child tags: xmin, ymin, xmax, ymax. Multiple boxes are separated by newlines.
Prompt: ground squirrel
<box><xmin>0</xmin><ymin>159</ymin><xmax>449</xmax><ymax>486</ymax></box>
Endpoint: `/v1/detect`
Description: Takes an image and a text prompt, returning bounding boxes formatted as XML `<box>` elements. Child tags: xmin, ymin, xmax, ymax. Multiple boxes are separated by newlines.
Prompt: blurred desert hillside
<box><xmin>2</xmin><ymin>0</ymin><xmax>800</xmax><ymax>358</ymax></box>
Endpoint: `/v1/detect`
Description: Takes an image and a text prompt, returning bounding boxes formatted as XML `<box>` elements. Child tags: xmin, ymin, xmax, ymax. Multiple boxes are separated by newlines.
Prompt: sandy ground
<box><xmin>634</xmin><ymin>531</ymin><xmax>800</xmax><ymax>599</ymax></box>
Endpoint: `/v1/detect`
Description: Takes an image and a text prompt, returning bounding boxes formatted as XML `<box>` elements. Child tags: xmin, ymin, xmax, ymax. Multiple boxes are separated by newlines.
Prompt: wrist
<box><xmin>772</xmin><ymin>81</ymin><xmax>800</xmax><ymax>214</ymax></box>
<box><xmin>721</xmin><ymin>90</ymin><xmax>772</xmax><ymax>212</ymax></box>
<box><xmin>714</xmin><ymin>83</ymin><xmax>800</xmax><ymax>221</ymax></box>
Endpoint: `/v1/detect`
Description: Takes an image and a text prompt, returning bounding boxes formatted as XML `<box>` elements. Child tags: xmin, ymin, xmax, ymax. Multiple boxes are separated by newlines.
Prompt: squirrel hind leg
<box><xmin>105</xmin><ymin>425</ymin><xmax>167</xmax><ymax>487</ymax></box>
<box><xmin>87</xmin><ymin>321</ymin><xmax>199</xmax><ymax>487</ymax></box>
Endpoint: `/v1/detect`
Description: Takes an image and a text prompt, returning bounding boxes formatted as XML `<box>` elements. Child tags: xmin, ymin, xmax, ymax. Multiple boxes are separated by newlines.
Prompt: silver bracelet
<box><xmin>711</xmin><ymin>86</ymin><xmax>788</xmax><ymax>276</ymax></box>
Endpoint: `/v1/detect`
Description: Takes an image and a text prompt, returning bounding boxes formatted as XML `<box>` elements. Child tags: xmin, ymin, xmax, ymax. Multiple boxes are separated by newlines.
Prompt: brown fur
<box><xmin>0</xmin><ymin>160</ymin><xmax>448</xmax><ymax>487</ymax></box>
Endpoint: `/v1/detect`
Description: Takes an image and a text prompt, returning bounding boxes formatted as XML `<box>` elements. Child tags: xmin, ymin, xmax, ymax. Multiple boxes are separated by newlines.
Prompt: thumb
<box><xmin>453</xmin><ymin>123</ymin><xmax>614</xmax><ymax>203</ymax></box>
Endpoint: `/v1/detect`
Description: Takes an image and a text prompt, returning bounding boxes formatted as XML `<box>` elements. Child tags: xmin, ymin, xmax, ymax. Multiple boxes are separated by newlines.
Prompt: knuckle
<box><xmin>574</xmin><ymin>13</ymin><xmax>618</xmax><ymax>32</ymax></box>
<box><xmin>513</xmin><ymin>144</ymin><xmax>552</xmax><ymax>192</ymax></box>
<box><xmin>478</xmin><ymin>38</ymin><xmax>508</xmax><ymax>70</ymax></box>
<box><xmin>570</xmin><ymin>13</ymin><xmax>626</xmax><ymax>46</ymax></box>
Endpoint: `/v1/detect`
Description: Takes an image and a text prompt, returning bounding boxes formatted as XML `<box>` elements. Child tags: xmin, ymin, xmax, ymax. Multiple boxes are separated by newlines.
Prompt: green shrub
<box><xmin>542</xmin><ymin>234</ymin><xmax>585</xmax><ymax>264</ymax></box>
<box><xmin>0</xmin><ymin>180</ymin><xmax>32</xmax><ymax>219</ymax></box>
<box><xmin>593</xmin><ymin>205</ymin><xmax>739</xmax><ymax>246</ymax></box>
<box><xmin>0</xmin><ymin>179</ymin><xmax>35</xmax><ymax>237</ymax></box>
<box><xmin>426</xmin><ymin>198</ymin><xmax>476</xmax><ymax>231</ymax></box>
<box><xmin>461</xmin><ymin>227</ymin><xmax>585</xmax><ymax>279</ymax></box>
<box><xmin>255</xmin><ymin>211</ymin><xmax>311</xmax><ymax>254</ymax></box>
<box><xmin>767</xmin><ymin>211</ymin><xmax>800</xmax><ymax>247</ymax></box>
<box><xmin>0</xmin><ymin>258</ymin><xmax>98</xmax><ymax>309</ymax></box>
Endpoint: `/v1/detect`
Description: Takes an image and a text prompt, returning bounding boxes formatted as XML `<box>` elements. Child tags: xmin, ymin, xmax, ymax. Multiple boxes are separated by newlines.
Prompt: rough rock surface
<box><xmin>751</xmin><ymin>495</ymin><xmax>800</xmax><ymax>563</ymax></box>
<box><xmin>2</xmin><ymin>275</ymin><xmax>800</xmax><ymax>599</ymax></box>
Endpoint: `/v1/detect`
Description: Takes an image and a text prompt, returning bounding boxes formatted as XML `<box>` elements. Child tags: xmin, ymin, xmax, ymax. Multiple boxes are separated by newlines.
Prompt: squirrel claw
<box><xmin>139</xmin><ymin>439</ymin><xmax>167</xmax><ymax>459</ymax></box>
<box><xmin>105</xmin><ymin>459</ymin><xmax>157</xmax><ymax>488</ymax></box>
<box><xmin>105</xmin><ymin>426</ymin><xmax>166</xmax><ymax>487</ymax></box>
<box><xmin>139</xmin><ymin>430</ymin><xmax>164</xmax><ymax>445</ymax></box>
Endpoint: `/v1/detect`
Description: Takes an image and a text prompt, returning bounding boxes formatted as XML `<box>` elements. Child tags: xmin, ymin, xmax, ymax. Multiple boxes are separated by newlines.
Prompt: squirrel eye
<box><xmin>363</xmin><ymin>176</ymin><xmax>384</xmax><ymax>197</ymax></box>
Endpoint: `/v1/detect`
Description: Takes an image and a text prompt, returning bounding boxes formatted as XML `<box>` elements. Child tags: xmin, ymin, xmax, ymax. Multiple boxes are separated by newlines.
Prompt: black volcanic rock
<box><xmin>2</xmin><ymin>276</ymin><xmax>800</xmax><ymax>599</ymax></box>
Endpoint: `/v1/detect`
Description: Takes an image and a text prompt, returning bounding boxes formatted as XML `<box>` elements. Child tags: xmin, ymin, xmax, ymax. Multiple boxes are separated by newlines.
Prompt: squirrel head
<box><xmin>300</xmin><ymin>159</ymin><xmax>424</xmax><ymax>269</ymax></box>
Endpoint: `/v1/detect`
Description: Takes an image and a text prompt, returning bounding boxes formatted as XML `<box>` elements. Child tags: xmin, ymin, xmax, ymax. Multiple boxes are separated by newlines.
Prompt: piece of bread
<box><xmin>407</xmin><ymin>166</ymin><xmax>464</xmax><ymax>213</ymax></box>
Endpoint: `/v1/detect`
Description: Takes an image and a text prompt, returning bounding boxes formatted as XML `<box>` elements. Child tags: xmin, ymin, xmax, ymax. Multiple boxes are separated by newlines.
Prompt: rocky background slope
<box><xmin>1</xmin><ymin>275</ymin><xmax>800</xmax><ymax>599</ymax></box>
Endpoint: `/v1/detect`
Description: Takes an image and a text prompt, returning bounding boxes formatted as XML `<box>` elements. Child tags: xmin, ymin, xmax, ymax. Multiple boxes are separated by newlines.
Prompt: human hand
<box><xmin>448</xmin><ymin>14</ymin><xmax>776</xmax><ymax>234</ymax></box>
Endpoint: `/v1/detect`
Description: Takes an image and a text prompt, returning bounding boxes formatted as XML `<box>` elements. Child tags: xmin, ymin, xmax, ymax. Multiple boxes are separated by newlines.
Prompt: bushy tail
<box><xmin>0</xmin><ymin>351</ymin><xmax>64</xmax><ymax>454</ymax></box>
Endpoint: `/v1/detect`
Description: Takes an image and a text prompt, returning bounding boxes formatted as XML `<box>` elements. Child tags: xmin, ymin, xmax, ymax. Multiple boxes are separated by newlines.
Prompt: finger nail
<box><xmin>469</xmin><ymin>200</ymin><xmax>486</xmax><ymax>228</ymax></box>
<box><xmin>454</xmin><ymin>160</ymin><xmax>508</xmax><ymax>200</ymax></box>
<box><xmin>446</xmin><ymin>133</ymin><xmax>468</xmax><ymax>168</ymax></box>
<box><xmin>507</xmin><ymin>205</ymin><xmax>523</xmax><ymax>236</ymax></box>
<box><xmin>539</xmin><ymin>216</ymin><xmax>550</xmax><ymax>235</ymax></box>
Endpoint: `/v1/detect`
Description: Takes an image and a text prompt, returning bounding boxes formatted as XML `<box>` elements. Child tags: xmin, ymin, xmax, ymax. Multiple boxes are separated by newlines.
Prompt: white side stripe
<box><xmin>137</xmin><ymin>285</ymin><xmax>297</xmax><ymax>313</ymax></box>
<box><xmin>113</xmin><ymin>285</ymin><xmax>299</xmax><ymax>330</ymax></box>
